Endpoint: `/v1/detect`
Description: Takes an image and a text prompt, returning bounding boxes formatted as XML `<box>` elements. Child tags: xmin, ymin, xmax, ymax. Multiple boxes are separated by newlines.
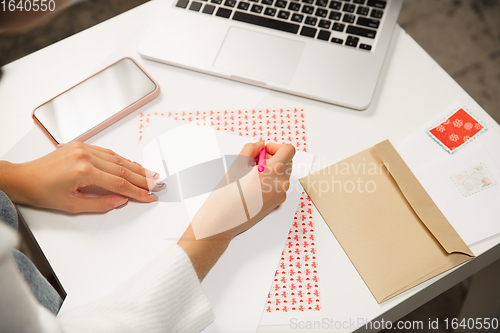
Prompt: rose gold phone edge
<box><xmin>32</xmin><ymin>57</ymin><xmax>160</xmax><ymax>147</ymax></box>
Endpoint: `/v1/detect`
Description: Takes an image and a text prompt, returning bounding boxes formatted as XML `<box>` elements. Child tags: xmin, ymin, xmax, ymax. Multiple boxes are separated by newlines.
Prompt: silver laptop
<box><xmin>138</xmin><ymin>0</ymin><xmax>403</xmax><ymax>110</ymax></box>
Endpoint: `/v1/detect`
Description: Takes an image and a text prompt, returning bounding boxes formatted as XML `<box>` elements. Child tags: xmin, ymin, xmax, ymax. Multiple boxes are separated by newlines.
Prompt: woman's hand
<box><xmin>227</xmin><ymin>141</ymin><xmax>295</xmax><ymax>238</ymax></box>
<box><xmin>178</xmin><ymin>141</ymin><xmax>295</xmax><ymax>281</ymax></box>
<box><xmin>0</xmin><ymin>141</ymin><xmax>159</xmax><ymax>213</ymax></box>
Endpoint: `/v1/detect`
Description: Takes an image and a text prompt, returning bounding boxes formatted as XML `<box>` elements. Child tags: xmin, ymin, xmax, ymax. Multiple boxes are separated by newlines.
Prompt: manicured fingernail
<box><xmin>153</xmin><ymin>173</ymin><xmax>160</xmax><ymax>179</ymax></box>
<box><xmin>153</xmin><ymin>181</ymin><xmax>166</xmax><ymax>191</ymax></box>
<box><xmin>115</xmin><ymin>198</ymin><xmax>129</xmax><ymax>209</ymax></box>
<box><xmin>148</xmin><ymin>193</ymin><xmax>159</xmax><ymax>201</ymax></box>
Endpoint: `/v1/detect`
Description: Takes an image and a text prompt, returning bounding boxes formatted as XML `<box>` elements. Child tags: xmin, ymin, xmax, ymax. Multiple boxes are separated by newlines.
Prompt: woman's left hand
<box><xmin>0</xmin><ymin>142</ymin><xmax>159</xmax><ymax>213</ymax></box>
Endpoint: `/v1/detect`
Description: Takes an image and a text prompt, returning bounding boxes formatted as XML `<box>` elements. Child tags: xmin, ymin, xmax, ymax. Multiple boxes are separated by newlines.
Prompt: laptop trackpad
<box><xmin>213</xmin><ymin>27</ymin><xmax>305</xmax><ymax>85</ymax></box>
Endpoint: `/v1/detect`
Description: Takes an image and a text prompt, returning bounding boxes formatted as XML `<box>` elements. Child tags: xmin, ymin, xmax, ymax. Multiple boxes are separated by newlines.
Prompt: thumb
<box><xmin>240</xmin><ymin>141</ymin><xmax>265</xmax><ymax>159</ymax></box>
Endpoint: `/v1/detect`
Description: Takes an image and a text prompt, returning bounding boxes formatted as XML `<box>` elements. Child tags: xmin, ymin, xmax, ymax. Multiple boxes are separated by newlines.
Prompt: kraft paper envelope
<box><xmin>299</xmin><ymin>140</ymin><xmax>474</xmax><ymax>303</ymax></box>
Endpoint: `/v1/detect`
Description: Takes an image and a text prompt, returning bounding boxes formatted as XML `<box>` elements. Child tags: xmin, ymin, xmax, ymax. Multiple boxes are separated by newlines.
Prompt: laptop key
<box><xmin>342</xmin><ymin>13</ymin><xmax>355</xmax><ymax>23</ymax></box>
<box><xmin>346</xmin><ymin>25</ymin><xmax>376</xmax><ymax>38</ymax></box>
<box><xmin>232</xmin><ymin>11</ymin><xmax>300</xmax><ymax>33</ymax></box>
<box><xmin>318</xmin><ymin>19</ymin><xmax>331</xmax><ymax>28</ymax></box>
<box><xmin>370</xmin><ymin>8</ymin><xmax>383</xmax><ymax>18</ymax></box>
<box><xmin>211</xmin><ymin>0</ymin><xmax>222</xmax><ymax>4</ymax></box>
<box><xmin>345</xmin><ymin>35</ymin><xmax>359</xmax><ymax>47</ymax></box>
<box><xmin>203</xmin><ymin>3</ymin><xmax>216</xmax><ymax>13</ymax></box>
<box><xmin>328</xmin><ymin>10</ymin><xmax>341</xmax><ymax>20</ymax></box>
<box><xmin>264</xmin><ymin>7</ymin><xmax>277</xmax><ymax>16</ymax></box>
<box><xmin>301</xmin><ymin>5</ymin><xmax>314</xmax><ymax>14</ymax></box>
<box><xmin>356</xmin><ymin>16</ymin><xmax>379</xmax><ymax>28</ymax></box>
<box><xmin>216</xmin><ymin>7</ymin><xmax>233</xmax><ymax>17</ymax></box>
<box><xmin>237</xmin><ymin>1</ymin><xmax>250</xmax><ymax>9</ymax></box>
<box><xmin>189</xmin><ymin>1</ymin><xmax>203</xmax><ymax>11</ymax></box>
<box><xmin>278</xmin><ymin>10</ymin><xmax>290</xmax><ymax>19</ymax></box>
<box><xmin>328</xmin><ymin>0</ymin><xmax>341</xmax><ymax>9</ymax></box>
<box><xmin>331</xmin><ymin>37</ymin><xmax>343</xmax><ymax>44</ymax></box>
<box><xmin>305</xmin><ymin>16</ymin><xmax>318</xmax><ymax>26</ymax></box>
<box><xmin>332</xmin><ymin>22</ymin><xmax>345</xmax><ymax>31</ymax></box>
<box><xmin>356</xmin><ymin>5</ymin><xmax>369</xmax><ymax>15</ymax></box>
<box><xmin>353</xmin><ymin>0</ymin><xmax>364</xmax><ymax>3</ymax></box>
<box><xmin>176</xmin><ymin>0</ymin><xmax>189</xmax><ymax>8</ymax></box>
<box><xmin>276</xmin><ymin>0</ymin><xmax>287</xmax><ymax>7</ymax></box>
<box><xmin>316</xmin><ymin>0</ymin><xmax>327</xmax><ymax>7</ymax></box>
<box><xmin>302</xmin><ymin>0</ymin><xmax>314</xmax><ymax>3</ymax></box>
<box><xmin>359</xmin><ymin>43</ymin><xmax>372</xmax><ymax>50</ymax></box>
<box><xmin>262</xmin><ymin>0</ymin><xmax>273</xmax><ymax>5</ymax></box>
<box><xmin>288</xmin><ymin>2</ymin><xmax>300</xmax><ymax>10</ymax></box>
<box><xmin>300</xmin><ymin>26</ymin><xmax>317</xmax><ymax>38</ymax></box>
<box><xmin>291</xmin><ymin>13</ymin><xmax>304</xmax><ymax>22</ymax></box>
<box><xmin>315</xmin><ymin>8</ymin><xmax>328</xmax><ymax>17</ymax></box>
<box><xmin>366</xmin><ymin>0</ymin><xmax>385</xmax><ymax>9</ymax></box>
<box><xmin>224</xmin><ymin>0</ymin><xmax>237</xmax><ymax>7</ymax></box>
<box><xmin>342</xmin><ymin>3</ymin><xmax>355</xmax><ymax>12</ymax></box>
<box><xmin>250</xmin><ymin>4</ymin><xmax>263</xmax><ymax>13</ymax></box>
<box><xmin>317</xmin><ymin>29</ymin><xmax>331</xmax><ymax>41</ymax></box>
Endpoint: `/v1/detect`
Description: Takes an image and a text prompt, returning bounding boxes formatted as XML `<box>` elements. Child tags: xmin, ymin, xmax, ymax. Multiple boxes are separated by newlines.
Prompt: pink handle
<box><xmin>258</xmin><ymin>147</ymin><xmax>266</xmax><ymax>172</ymax></box>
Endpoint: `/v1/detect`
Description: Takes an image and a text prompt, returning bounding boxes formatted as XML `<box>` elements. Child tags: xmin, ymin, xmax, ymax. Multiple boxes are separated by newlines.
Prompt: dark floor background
<box><xmin>1</xmin><ymin>1</ymin><xmax>499</xmax><ymax>332</ymax></box>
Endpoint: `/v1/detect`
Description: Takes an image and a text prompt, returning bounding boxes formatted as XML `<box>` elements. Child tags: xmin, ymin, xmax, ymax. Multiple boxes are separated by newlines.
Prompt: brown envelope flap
<box><xmin>374</xmin><ymin>140</ymin><xmax>474</xmax><ymax>257</ymax></box>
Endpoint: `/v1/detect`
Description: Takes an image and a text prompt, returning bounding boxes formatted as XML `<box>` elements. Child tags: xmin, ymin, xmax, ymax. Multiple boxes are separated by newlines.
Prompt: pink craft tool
<box><xmin>257</xmin><ymin>146</ymin><xmax>266</xmax><ymax>172</ymax></box>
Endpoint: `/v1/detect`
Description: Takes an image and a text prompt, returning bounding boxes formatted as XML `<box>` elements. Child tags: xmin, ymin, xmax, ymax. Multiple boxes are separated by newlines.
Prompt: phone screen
<box><xmin>33</xmin><ymin>58</ymin><xmax>157</xmax><ymax>145</ymax></box>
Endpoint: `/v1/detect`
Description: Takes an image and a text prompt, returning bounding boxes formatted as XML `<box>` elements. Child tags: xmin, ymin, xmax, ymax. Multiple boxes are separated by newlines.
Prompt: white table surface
<box><xmin>1</xmin><ymin>1</ymin><xmax>500</xmax><ymax>332</ymax></box>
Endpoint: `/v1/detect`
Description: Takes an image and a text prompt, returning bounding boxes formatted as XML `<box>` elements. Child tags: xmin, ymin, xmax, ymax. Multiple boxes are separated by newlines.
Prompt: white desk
<box><xmin>1</xmin><ymin>1</ymin><xmax>500</xmax><ymax>332</ymax></box>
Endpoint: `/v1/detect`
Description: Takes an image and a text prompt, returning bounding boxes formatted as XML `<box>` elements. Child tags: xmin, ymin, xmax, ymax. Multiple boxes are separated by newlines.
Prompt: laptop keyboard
<box><xmin>175</xmin><ymin>0</ymin><xmax>387</xmax><ymax>51</ymax></box>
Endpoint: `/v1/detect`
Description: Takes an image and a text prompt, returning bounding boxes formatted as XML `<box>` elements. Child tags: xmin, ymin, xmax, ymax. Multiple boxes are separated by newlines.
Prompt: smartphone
<box><xmin>32</xmin><ymin>57</ymin><xmax>160</xmax><ymax>146</ymax></box>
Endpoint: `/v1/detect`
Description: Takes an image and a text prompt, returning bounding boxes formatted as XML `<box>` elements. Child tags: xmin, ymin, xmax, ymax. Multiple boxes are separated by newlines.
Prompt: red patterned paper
<box><xmin>139</xmin><ymin>109</ymin><xmax>320</xmax><ymax>313</ymax></box>
<box><xmin>266</xmin><ymin>194</ymin><xmax>320</xmax><ymax>313</ymax></box>
<box><xmin>428</xmin><ymin>108</ymin><xmax>485</xmax><ymax>153</ymax></box>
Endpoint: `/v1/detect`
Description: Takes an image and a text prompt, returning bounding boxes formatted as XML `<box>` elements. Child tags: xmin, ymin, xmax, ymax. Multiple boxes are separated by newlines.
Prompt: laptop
<box><xmin>138</xmin><ymin>0</ymin><xmax>403</xmax><ymax>110</ymax></box>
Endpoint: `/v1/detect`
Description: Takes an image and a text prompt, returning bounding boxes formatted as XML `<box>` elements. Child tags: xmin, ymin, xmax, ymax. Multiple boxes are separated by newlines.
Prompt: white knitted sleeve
<box><xmin>57</xmin><ymin>245</ymin><xmax>214</xmax><ymax>333</ymax></box>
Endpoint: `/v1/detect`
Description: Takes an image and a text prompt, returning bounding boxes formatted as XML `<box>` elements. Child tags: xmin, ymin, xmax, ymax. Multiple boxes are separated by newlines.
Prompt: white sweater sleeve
<box><xmin>57</xmin><ymin>245</ymin><xmax>214</xmax><ymax>333</ymax></box>
<box><xmin>0</xmin><ymin>223</ymin><xmax>214</xmax><ymax>333</ymax></box>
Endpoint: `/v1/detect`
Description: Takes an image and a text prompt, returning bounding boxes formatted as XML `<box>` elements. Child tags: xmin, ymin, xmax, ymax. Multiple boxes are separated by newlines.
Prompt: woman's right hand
<box><xmin>178</xmin><ymin>141</ymin><xmax>295</xmax><ymax>281</ymax></box>
<box><xmin>228</xmin><ymin>141</ymin><xmax>296</xmax><ymax>238</ymax></box>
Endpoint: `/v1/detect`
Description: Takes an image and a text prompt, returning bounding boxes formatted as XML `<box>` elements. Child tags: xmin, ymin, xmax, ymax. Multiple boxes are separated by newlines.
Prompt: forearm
<box><xmin>0</xmin><ymin>161</ymin><xmax>29</xmax><ymax>204</ymax></box>
<box><xmin>177</xmin><ymin>224</ymin><xmax>232</xmax><ymax>281</ymax></box>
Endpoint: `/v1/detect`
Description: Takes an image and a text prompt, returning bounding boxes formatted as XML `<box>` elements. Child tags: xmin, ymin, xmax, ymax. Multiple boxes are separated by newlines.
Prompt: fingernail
<box><xmin>153</xmin><ymin>181</ymin><xmax>166</xmax><ymax>191</ymax></box>
<box><xmin>153</xmin><ymin>173</ymin><xmax>160</xmax><ymax>179</ymax></box>
<box><xmin>148</xmin><ymin>193</ymin><xmax>159</xmax><ymax>201</ymax></box>
<box><xmin>115</xmin><ymin>198</ymin><xmax>129</xmax><ymax>209</ymax></box>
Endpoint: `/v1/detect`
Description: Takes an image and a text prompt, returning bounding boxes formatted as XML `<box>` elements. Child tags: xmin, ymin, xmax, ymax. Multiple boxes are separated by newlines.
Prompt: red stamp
<box><xmin>428</xmin><ymin>108</ymin><xmax>486</xmax><ymax>153</ymax></box>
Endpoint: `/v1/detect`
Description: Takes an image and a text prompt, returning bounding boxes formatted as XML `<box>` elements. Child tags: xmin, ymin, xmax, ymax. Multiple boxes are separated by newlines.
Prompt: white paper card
<box><xmin>158</xmin><ymin>123</ymin><xmax>221</xmax><ymax>175</ymax></box>
<box><xmin>412</xmin><ymin>145</ymin><xmax>500</xmax><ymax>245</ymax></box>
